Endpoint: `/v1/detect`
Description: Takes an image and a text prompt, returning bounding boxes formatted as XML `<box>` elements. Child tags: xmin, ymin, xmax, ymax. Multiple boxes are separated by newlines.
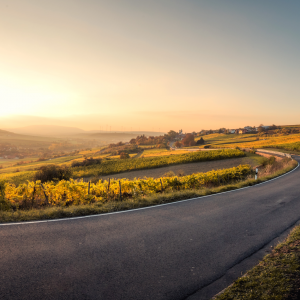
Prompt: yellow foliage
<box><xmin>2</xmin><ymin>165</ymin><xmax>252</xmax><ymax>209</ymax></box>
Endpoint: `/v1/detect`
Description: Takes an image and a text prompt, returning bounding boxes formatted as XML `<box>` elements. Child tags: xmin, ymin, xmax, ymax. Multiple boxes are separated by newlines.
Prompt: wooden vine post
<box><xmin>88</xmin><ymin>181</ymin><xmax>91</xmax><ymax>195</ymax></box>
<box><xmin>31</xmin><ymin>185</ymin><xmax>36</xmax><ymax>207</ymax></box>
<box><xmin>107</xmin><ymin>178</ymin><xmax>110</xmax><ymax>192</ymax></box>
<box><xmin>160</xmin><ymin>179</ymin><xmax>164</xmax><ymax>192</ymax></box>
<box><xmin>119</xmin><ymin>180</ymin><xmax>122</xmax><ymax>201</ymax></box>
<box><xmin>41</xmin><ymin>183</ymin><xmax>49</xmax><ymax>205</ymax></box>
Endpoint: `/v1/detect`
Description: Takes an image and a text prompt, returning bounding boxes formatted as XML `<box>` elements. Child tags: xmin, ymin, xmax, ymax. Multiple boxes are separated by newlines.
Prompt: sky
<box><xmin>1</xmin><ymin>0</ymin><xmax>300</xmax><ymax>132</ymax></box>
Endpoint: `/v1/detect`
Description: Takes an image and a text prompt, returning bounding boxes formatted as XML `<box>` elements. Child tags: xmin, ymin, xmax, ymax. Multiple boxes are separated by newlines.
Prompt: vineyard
<box><xmin>72</xmin><ymin>149</ymin><xmax>246</xmax><ymax>178</ymax></box>
<box><xmin>201</xmin><ymin>133</ymin><xmax>300</xmax><ymax>150</ymax></box>
<box><xmin>265</xmin><ymin>141</ymin><xmax>300</xmax><ymax>152</ymax></box>
<box><xmin>0</xmin><ymin>165</ymin><xmax>252</xmax><ymax>211</ymax></box>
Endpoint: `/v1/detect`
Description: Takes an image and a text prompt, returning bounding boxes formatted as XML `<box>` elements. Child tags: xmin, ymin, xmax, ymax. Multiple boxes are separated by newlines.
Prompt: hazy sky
<box><xmin>1</xmin><ymin>0</ymin><xmax>300</xmax><ymax>131</ymax></box>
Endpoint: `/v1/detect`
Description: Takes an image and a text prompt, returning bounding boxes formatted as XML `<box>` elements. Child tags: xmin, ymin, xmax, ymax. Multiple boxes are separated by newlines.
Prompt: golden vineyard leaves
<box><xmin>3</xmin><ymin>164</ymin><xmax>252</xmax><ymax>210</ymax></box>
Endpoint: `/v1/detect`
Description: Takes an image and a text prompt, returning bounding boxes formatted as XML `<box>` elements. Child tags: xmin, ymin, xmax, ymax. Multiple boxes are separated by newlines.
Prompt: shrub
<box><xmin>71</xmin><ymin>158</ymin><xmax>101</xmax><ymax>168</ymax></box>
<box><xmin>176</xmin><ymin>170</ymin><xmax>185</xmax><ymax>177</ymax></box>
<box><xmin>204</xmin><ymin>145</ymin><xmax>210</xmax><ymax>149</ymax></box>
<box><xmin>268</xmin><ymin>156</ymin><xmax>276</xmax><ymax>165</ymax></box>
<box><xmin>34</xmin><ymin>165</ymin><xmax>72</xmax><ymax>183</ymax></box>
<box><xmin>164</xmin><ymin>171</ymin><xmax>176</xmax><ymax>177</ymax></box>
<box><xmin>261</xmin><ymin>156</ymin><xmax>276</xmax><ymax>167</ymax></box>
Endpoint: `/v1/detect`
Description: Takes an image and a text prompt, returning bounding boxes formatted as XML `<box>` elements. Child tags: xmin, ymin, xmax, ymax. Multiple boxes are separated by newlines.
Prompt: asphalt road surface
<box><xmin>1</xmin><ymin>157</ymin><xmax>300</xmax><ymax>300</ymax></box>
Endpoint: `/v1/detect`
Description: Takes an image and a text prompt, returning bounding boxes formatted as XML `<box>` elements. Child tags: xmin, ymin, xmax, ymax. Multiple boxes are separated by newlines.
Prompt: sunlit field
<box><xmin>142</xmin><ymin>148</ymin><xmax>191</xmax><ymax>157</ymax></box>
<box><xmin>195</xmin><ymin>132</ymin><xmax>300</xmax><ymax>150</ymax></box>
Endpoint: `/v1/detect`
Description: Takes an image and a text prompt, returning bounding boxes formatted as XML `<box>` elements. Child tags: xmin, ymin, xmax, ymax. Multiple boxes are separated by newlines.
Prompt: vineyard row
<box><xmin>0</xmin><ymin>164</ymin><xmax>252</xmax><ymax>210</ymax></box>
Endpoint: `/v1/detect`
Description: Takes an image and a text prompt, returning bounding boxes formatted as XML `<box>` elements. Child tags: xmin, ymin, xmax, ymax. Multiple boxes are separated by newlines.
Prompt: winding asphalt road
<box><xmin>1</xmin><ymin>157</ymin><xmax>300</xmax><ymax>300</ymax></box>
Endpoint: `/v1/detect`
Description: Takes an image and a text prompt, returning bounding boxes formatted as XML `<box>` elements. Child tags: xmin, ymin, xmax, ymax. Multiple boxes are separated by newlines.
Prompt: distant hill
<box><xmin>0</xmin><ymin>128</ymin><xmax>62</xmax><ymax>148</ymax></box>
<box><xmin>74</xmin><ymin>131</ymin><xmax>163</xmax><ymax>143</ymax></box>
<box><xmin>6</xmin><ymin>125</ymin><xmax>86</xmax><ymax>137</ymax></box>
<box><xmin>6</xmin><ymin>125</ymin><xmax>163</xmax><ymax>139</ymax></box>
<box><xmin>0</xmin><ymin>129</ymin><xmax>16</xmax><ymax>136</ymax></box>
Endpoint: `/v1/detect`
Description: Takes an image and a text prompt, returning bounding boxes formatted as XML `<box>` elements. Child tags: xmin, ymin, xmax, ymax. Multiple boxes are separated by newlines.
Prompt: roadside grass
<box><xmin>243</xmin><ymin>151</ymin><xmax>266</xmax><ymax>165</ymax></box>
<box><xmin>213</xmin><ymin>223</ymin><xmax>300</xmax><ymax>300</ymax></box>
<box><xmin>0</xmin><ymin>159</ymin><xmax>296</xmax><ymax>223</ymax></box>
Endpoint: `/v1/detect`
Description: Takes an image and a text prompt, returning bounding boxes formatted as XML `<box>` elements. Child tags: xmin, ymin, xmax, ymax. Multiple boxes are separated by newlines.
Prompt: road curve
<box><xmin>1</xmin><ymin>157</ymin><xmax>300</xmax><ymax>300</ymax></box>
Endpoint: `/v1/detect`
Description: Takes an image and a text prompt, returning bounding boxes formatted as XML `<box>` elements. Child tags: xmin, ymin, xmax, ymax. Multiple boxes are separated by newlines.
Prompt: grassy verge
<box><xmin>213</xmin><ymin>223</ymin><xmax>300</xmax><ymax>300</ymax></box>
<box><xmin>0</xmin><ymin>160</ymin><xmax>297</xmax><ymax>223</ymax></box>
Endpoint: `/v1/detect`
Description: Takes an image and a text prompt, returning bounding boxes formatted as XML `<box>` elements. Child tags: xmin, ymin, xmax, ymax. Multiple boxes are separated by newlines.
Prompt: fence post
<box><xmin>31</xmin><ymin>185</ymin><xmax>36</xmax><ymax>207</ymax></box>
<box><xmin>107</xmin><ymin>178</ymin><xmax>110</xmax><ymax>192</ymax></box>
<box><xmin>217</xmin><ymin>174</ymin><xmax>220</xmax><ymax>186</ymax></box>
<box><xmin>88</xmin><ymin>181</ymin><xmax>90</xmax><ymax>195</ymax></box>
<box><xmin>160</xmin><ymin>179</ymin><xmax>164</xmax><ymax>192</ymax></box>
<box><xmin>41</xmin><ymin>183</ymin><xmax>49</xmax><ymax>205</ymax></box>
<box><xmin>255</xmin><ymin>168</ymin><xmax>258</xmax><ymax>180</ymax></box>
<box><xmin>119</xmin><ymin>180</ymin><xmax>122</xmax><ymax>201</ymax></box>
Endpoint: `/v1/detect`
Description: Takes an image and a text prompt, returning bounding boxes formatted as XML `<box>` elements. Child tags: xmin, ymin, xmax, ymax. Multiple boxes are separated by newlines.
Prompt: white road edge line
<box><xmin>1</xmin><ymin>162</ymin><xmax>299</xmax><ymax>226</ymax></box>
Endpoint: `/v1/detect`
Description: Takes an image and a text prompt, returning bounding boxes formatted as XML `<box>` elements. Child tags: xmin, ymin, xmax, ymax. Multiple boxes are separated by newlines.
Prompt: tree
<box><xmin>34</xmin><ymin>165</ymin><xmax>72</xmax><ymax>183</ymax></box>
<box><xmin>182</xmin><ymin>134</ymin><xmax>195</xmax><ymax>146</ymax></box>
<box><xmin>196</xmin><ymin>137</ymin><xmax>205</xmax><ymax>145</ymax></box>
<box><xmin>167</xmin><ymin>130</ymin><xmax>178</xmax><ymax>140</ymax></box>
<box><xmin>120</xmin><ymin>152</ymin><xmax>130</xmax><ymax>159</ymax></box>
<box><xmin>257</xmin><ymin>126</ymin><xmax>265</xmax><ymax>133</ymax></box>
<box><xmin>175</xmin><ymin>141</ymin><xmax>182</xmax><ymax>148</ymax></box>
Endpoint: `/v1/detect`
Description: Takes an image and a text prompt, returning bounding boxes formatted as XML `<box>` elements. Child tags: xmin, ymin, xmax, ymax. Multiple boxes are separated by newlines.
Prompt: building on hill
<box><xmin>238</xmin><ymin>129</ymin><xmax>247</xmax><ymax>134</ymax></box>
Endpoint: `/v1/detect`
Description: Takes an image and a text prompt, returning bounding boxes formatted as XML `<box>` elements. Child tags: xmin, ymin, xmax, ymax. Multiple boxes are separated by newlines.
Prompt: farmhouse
<box><xmin>238</xmin><ymin>129</ymin><xmax>247</xmax><ymax>134</ymax></box>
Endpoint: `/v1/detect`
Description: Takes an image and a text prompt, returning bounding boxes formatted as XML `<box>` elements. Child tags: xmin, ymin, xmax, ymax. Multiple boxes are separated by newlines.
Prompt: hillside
<box><xmin>6</xmin><ymin>125</ymin><xmax>86</xmax><ymax>137</ymax></box>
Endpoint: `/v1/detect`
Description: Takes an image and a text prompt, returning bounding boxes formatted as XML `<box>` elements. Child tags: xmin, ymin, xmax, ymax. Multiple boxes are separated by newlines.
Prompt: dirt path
<box><xmin>134</xmin><ymin>151</ymin><xmax>144</xmax><ymax>158</ymax></box>
<box><xmin>90</xmin><ymin>156</ymin><xmax>256</xmax><ymax>181</ymax></box>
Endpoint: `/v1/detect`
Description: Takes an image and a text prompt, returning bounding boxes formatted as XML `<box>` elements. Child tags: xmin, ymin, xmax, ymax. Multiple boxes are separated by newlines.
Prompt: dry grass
<box><xmin>214</xmin><ymin>222</ymin><xmax>300</xmax><ymax>300</ymax></box>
